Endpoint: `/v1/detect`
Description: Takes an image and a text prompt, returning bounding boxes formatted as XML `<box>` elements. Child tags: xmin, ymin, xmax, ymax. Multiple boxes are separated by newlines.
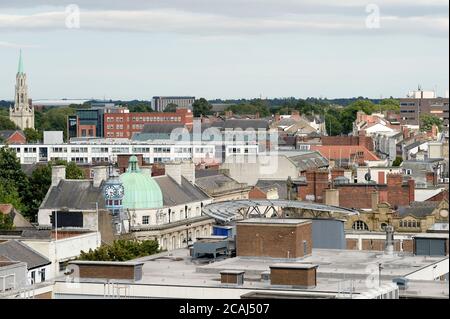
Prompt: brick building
<box><xmin>0</xmin><ymin>130</ymin><xmax>26</xmax><ymax>144</ymax></box>
<box><xmin>298</xmin><ymin>170</ymin><xmax>415</xmax><ymax>209</ymax></box>
<box><xmin>104</xmin><ymin>108</ymin><xmax>193</xmax><ymax>138</ymax></box>
<box><xmin>236</xmin><ymin>219</ymin><xmax>312</xmax><ymax>259</ymax></box>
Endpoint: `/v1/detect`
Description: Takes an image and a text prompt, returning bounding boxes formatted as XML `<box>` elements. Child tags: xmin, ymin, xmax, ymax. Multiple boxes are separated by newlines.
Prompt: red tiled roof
<box><xmin>310</xmin><ymin>145</ymin><xmax>380</xmax><ymax>161</ymax></box>
<box><xmin>0</xmin><ymin>204</ymin><xmax>14</xmax><ymax>215</ymax></box>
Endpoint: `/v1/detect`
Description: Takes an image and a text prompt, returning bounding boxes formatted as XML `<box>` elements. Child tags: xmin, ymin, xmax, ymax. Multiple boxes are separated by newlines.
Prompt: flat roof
<box><xmin>69</xmin><ymin>261</ymin><xmax>144</xmax><ymax>266</ymax></box>
<box><xmin>55</xmin><ymin>248</ymin><xmax>448</xmax><ymax>298</ymax></box>
<box><xmin>270</xmin><ymin>263</ymin><xmax>319</xmax><ymax>269</ymax></box>
<box><xmin>237</xmin><ymin>218</ymin><xmax>310</xmax><ymax>225</ymax></box>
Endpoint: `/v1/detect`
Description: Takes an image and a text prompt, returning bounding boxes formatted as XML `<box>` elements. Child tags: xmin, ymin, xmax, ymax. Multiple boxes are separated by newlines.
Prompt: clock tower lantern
<box><xmin>103</xmin><ymin>166</ymin><xmax>128</xmax><ymax>234</ymax></box>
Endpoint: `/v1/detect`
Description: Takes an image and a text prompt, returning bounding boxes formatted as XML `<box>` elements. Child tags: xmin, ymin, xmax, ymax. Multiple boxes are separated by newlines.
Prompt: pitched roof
<box><xmin>154</xmin><ymin>176</ymin><xmax>210</xmax><ymax>206</ymax></box>
<box><xmin>141</xmin><ymin>123</ymin><xmax>187</xmax><ymax>134</ymax></box>
<box><xmin>40</xmin><ymin>180</ymin><xmax>106</xmax><ymax>210</ymax></box>
<box><xmin>195</xmin><ymin>173</ymin><xmax>249</xmax><ymax>196</ymax></box>
<box><xmin>212</xmin><ymin>119</ymin><xmax>270</xmax><ymax>130</ymax></box>
<box><xmin>397</xmin><ymin>201</ymin><xmax>440</xmax><ymax>218</ymax></box>
<box><xmin>310</xmin><ymin>145</ymin><xmax>380</xmax><ymax>161</ymax></box>
<box><xmin>0</xmin><ymin>130</ymin><xmax>23</xmax><ymax>140</ymax></box>
<box><xmin>255</xmin><ymin>180</ymin><xmax>289</xmax><ymax>199</ymax></box>
<box><xmin>286</xmin><ymin>151</ymin><xmax>329</xmax><ymax>170</ymax></box>
<box><xmin>0</xmin><ymin>240</ymin><xmax>50</xmax><ymax>270</ymax></box>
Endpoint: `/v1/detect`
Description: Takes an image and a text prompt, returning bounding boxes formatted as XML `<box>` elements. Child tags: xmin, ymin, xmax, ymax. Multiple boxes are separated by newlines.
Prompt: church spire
<box><xmin>18</xmin><ymin>50</ymin><xmax>24</xmax><ymax>74</ymax></box>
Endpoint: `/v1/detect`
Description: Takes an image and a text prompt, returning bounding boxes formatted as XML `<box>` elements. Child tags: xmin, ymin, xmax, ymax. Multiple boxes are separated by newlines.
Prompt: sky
<box><xmin>0</xmin><ymin>0</ymin><xmax>448</xmax><ymax>101</ymax></box>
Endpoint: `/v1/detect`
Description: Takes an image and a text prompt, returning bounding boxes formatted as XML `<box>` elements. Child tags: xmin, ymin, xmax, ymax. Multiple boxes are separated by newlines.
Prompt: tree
<box><xmin>79</xmin><ymin>239</ymin><xmax>160</xmax><ymax>261</ymax></box>
<box><xmin>0</xmin><ymin>179</ymin><xmax>24</xmax><ymax>214</ymax></box>
<box><xmin>0</xmin><ymin>147</ymin><xmax>29</xmax><ymax>218</ymax></box>
<box><xmin>24</xmin><ymin>128</ymin><xmax>42</xmax><ymax>143</ymax></box>
<box><xmin>420</xmin><ymin>114</ymin><xmax>443</xmax><ymax>132</ymax></box>
<box><xmin>325</xmin><ymin>113</ymin><xmax>343</xmax><ymax>136</ymax></box>
<box><xmin>193</xmin><ymin>98</ymin><xmax>212</xmax><ymax>117</ymax></box>
<box><xmin>379</xmin><ymin>98</ymin><xmax>400</xmax><ymax>113</ymax></box>
<box><xmin>28</xmin><ymin>160</ymin><xmax>84</xmax><ymax>219</ymax></box>
<box><xmin>39</xmin><ymin>107</ymin><xmax>76</xmax><ymax>140</ymax></box>
<box><xmin>392</xmin><ymin>157</ymin><xmax>403</xmax><ymax>167</ymax></box>
<box><xmin>0</xmin><ymin>213</ymin><xmax>14</xmax><ymax>230</ymax></box>
<box><xmin>0</xmin><ymin>116</ymin><xmax>17</xmax><ymax>130</ymax></box>
<box><xmin>164</xmin><ymin>103</ymin><xmax>178</xmax><ymax>112</ymax></box>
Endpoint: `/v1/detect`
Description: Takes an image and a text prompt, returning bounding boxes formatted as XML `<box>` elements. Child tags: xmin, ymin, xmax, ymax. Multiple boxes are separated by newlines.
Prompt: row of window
<box><xmin>399</xmin><ymin>220</ymin><xmax>421</xmax><ymax>228</ymax></box>
<box><xmin>105</xmin><ymin>116</ymin><xmax>182</xmax><ymax>123</ymax></box>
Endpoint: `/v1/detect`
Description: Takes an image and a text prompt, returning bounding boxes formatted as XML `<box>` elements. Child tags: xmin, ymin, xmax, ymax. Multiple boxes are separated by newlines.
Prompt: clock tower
<box><xmin>103</xmin><ymin>166</ymin><xmax>128</xmax><ymax>234</ymax></box>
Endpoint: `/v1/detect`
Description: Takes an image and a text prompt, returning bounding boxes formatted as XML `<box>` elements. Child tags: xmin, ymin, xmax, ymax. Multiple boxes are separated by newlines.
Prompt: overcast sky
<box><xmin>0</xmin><ymin>0</ymin><xmax>448</xmax><ymax>100</ymax></box>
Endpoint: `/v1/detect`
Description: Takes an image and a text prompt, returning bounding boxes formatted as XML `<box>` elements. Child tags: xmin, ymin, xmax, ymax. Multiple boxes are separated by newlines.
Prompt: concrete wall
<box><xmin>221</xmin><ymin>155</ymin><xmax>298</xmax><ymax>185</ymax></box>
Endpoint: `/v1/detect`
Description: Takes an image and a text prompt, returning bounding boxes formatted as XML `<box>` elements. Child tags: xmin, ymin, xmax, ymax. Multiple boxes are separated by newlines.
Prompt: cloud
<box><xmin>0</xmin><ymin>40</ymin><xmax>40</xmax><ymax>48</ymax></box>
<box><xmin>0</xmin><ymin>1</ymin><xmax>447</xmax><ymax>37</ymax></box>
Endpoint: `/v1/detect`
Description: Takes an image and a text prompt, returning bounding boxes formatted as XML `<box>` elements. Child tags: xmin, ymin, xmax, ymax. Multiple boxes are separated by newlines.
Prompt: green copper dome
<box><xmin>119</xmin><ymin>156</ymin><xmax>163</xmax><ymax>209</ymax></box>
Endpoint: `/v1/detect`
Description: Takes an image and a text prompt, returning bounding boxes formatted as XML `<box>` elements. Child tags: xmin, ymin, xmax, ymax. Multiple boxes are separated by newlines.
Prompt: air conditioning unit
<box><xmin>444</xmin><ymin>178</ymin><xmax>449</xmax><ymax>183</ymax></box>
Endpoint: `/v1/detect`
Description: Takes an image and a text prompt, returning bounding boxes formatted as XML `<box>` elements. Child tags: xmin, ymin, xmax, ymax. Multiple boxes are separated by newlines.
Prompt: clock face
<box><xmin>104</xmin><ymin>185</ymin><xmax>115</xmax><ymax>199</ymax></box>
<box><xmin>115</xmin><ymin>185</ymin><xmax>124</xmax><ymax>197</ymax></box>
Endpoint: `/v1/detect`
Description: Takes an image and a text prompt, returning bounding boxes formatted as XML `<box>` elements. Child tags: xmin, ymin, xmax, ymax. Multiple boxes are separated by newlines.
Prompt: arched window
<box><xmin>352</xmin><ymin>220</ymin><xmax>369</xmax><ymax>231</ymax></box>
<box><xmin>380</xmin><ymin>223</ymin><xmax>388</xmax><ymax>231</ymax></box>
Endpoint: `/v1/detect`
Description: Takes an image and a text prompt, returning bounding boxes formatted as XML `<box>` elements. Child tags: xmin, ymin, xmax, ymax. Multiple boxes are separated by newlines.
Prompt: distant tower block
<box><xmin>9</xmin><ymin>50</ymin><xmax>35</xmax><ymax>130</ymax></box>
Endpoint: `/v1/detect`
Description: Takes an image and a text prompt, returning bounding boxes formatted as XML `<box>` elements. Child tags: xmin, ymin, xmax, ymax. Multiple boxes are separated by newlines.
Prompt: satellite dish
<box><xmin>364</xmin><ymin>172</ymin><xmax>371</xmax><ymax>182</ymax></box>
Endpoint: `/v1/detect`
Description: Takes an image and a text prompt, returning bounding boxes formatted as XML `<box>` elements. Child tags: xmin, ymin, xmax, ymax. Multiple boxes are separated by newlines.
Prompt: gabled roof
<box><xmin>195</xmin><ymin>173</ymin><xmax>249</xmax><ymax>196</ymax></box>
<box><xmin>0</xmin><ymin>240</ymin><xmax>50</xmax><ymax>270</ymax></box>
<box><xmin>40</xmin><ymin>180</ymin><xmax>106</xmax><ymax>210</ymax></box>
<box><xmin>154</xmin><ymin>175</ymin><xmax>210</xmax><ymax>206</ymax></box>
<box><xmin>255</xmin><ymin>179</ymin><xmax>289</xmax><ymax>199</ymax></box>
<box><xmin>0</xmin><ymin>130</ymin><xmax>24</xmax><ymax>140</ymax></box>
<box><xmin>212</xmin><ymin>119</ymin><xmax>270</xmax><ymax>130</ymax></box>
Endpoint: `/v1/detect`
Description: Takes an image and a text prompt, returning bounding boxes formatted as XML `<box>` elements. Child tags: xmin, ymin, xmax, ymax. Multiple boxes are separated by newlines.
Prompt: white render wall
<box><xmin>405</xmin><ymin>258</ymin><xmax>449</xmax><ymax>281</ymax></box>
<box><xmin>3</xmin><ymin>142</ymin><xmax>259</xmax><ymax>165</ymax></box>
<box><xmin>22</xmin><ymin>232</ymin><xmax>101</xmax><ymax>280</ymax></box>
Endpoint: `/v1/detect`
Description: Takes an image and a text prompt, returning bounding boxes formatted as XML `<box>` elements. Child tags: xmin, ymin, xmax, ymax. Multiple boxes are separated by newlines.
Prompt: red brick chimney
<box><xmin>255</xmin><ymin>112</ymin><xmax>260</xmax><ymax>119</ymax></box>
<box><xmin>426</xmin><ymin>172</ymin><xmax>436</xmax><ymax>186</ymax></box>
<box><xmin>408</xmin><ymin>179</ymin><xmax>415</xmax><ymax>203</ymax></box>
<box><xmin>225</xmin><ymin>110</ymin><xmax>233</xmax><ymax>118</ymax></box>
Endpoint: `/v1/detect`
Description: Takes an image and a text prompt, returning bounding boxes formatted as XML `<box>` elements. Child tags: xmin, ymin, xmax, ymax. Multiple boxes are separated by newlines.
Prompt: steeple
<box><xmin>18</xmin><ymin>50</ymin><xmax>24</xmax><ymax>75</ymax></box>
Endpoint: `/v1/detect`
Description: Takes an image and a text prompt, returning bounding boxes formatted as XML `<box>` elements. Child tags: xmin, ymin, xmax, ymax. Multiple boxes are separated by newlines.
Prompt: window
<box><xmin>352</xmin><ymin>220</ymin><xmax>369</xmax><ymax>231</ymax></box>
<box><xmin>380</xmin><ymin>223</ymin><xmax>388</xmax><ymax>231</ymax></box>
<box><xmin>142</xmin><ymin>216</ymin><xmax>150</xmax><ymax>225</ymax></box>
<box><xmin>30</xmin><ymin>271</ymin><xmax>35</xmax><ymax>284</ymax></box>
<box><xmin>40</xmin><ymin>268</ymin><xmax>46</xmax><ymax>282</ymax></box>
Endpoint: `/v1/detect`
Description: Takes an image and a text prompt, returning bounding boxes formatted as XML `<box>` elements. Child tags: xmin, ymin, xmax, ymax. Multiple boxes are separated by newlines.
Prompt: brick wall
<box><xmin>249</xmin><ymin>187</ymin><xmax>268</xmax><ymax>199</ymax></box>
<box><xmin>73</xmin><ymin>263</ymin><xmax>137</xmax><ymax>280</ymax></box>
<box><xmin>236</xmin><ymin>222</ymin><xmax>312</xmax><ymax>258</ymax></box>
<box><xmin>301</xmin><ymin>170</ymin><xmax>415</xmax><ymax>209</ymax></box>
<box><xmin>346</xmin><ymin>238</ymin><xmax>413</xmax><ymax>252</ymax></box>
<box><xmin>270</xmin><ymin>267</ymin><xmax>317</xmax><ymax>287</ymax></box>
<box><xmin>321</xmin><ymin>135</ymin><xmax>374</xmax><ymax>151</ymax></box>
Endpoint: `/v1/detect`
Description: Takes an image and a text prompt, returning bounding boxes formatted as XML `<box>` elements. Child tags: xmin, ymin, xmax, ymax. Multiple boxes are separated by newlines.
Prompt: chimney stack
<box><xmin>165</xmin><ymin>161</ymin><xmax>195</xmax><ymax>185</ymax></box>
<box><xmin>51</xmin><ymin>166</ymin><xmax>66</xmax><ymax>187</ymax></box>
<box><xmin>92</xmin><ymin>166</ymin><xmax>108</xmax><ymax>188</ymax></box>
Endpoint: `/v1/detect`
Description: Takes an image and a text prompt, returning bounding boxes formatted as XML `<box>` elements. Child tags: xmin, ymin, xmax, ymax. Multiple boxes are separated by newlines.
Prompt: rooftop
<box><xmin>54</xmin><ymin>248</ymin><xmax>448</xmax><ymax>299</ymax></box>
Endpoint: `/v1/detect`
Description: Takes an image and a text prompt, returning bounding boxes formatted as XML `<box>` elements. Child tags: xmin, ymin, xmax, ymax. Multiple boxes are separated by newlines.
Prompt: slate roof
<box><xmin>195</xmin><ymin>173</ymin><xmax>249</xmax><ymax>196</ymax></box>
<box><xmin>211</xmin><ymin>119</ymin><xmax>270</xmax><ymax>130</ymax></box>
<box><xmin>287</xmin><ymin>151</ymin><xmax>329</xmax><ymax>171</ymax></box>
<box><xmin>254</xmin><ymin>180</ymin><xmax>289</xmax><ymax>200</ymax></box>
<box><xmin>0</xmin><ymin>240</ymin><xmax>50</xmax><ymax>270</ymax></box>
<box><xmin>397</xmin><ymin>201</ymin><xmax>440</xmax><ymax>218</ymax></box>
<box><xmin>40</xmin><ymin>180</ymin><xmax>106</xmax><ymax>210</ymax></box>
<box><xmin>154</xmin><ymin>176</ymin><xmax>210</xmax><ymax>206</ymax></box>
<box><xmin>404</xmin><ymin>140</ymin><xmax>428</xmax><ymax>152</ymax></box>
